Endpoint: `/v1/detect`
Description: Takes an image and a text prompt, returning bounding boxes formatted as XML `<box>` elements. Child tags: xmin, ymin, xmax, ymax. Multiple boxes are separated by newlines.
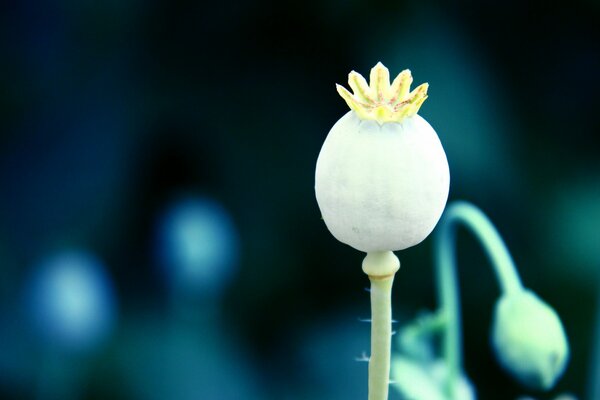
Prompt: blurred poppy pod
<box><xmin>492</xmin><ymin>290</ymin><xmax>569</xmax><ymax>390</ymax></box>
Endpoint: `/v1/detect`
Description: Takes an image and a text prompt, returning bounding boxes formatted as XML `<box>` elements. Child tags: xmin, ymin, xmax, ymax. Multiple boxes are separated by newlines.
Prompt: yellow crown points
<box><xmin>336</xmin><ymin>62</ymin><xmax>429</xmax><ymax>124</ymax></box>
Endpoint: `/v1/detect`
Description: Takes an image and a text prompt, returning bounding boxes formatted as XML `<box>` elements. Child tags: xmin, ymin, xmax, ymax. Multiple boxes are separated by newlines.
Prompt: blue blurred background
<box><xmin>0</xmin><ymin>0</ymin><xmax>598</xmax><ymax>399</ymax></box>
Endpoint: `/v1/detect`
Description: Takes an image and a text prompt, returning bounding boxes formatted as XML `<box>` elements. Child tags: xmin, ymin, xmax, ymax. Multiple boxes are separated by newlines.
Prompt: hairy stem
<box><xmin>368</xmin><ymin>274</ymin><xmax>395</xmax><ymax>400</ymax></box>
<box><xmin>362</xmin><ymin>251</ymin><xmax>400</xmax><ymax>400</ymax></box>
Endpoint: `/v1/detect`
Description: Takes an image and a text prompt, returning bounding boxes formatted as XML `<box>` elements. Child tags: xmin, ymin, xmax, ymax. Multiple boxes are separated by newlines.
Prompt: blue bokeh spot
<box><xmin>156</xmin><ymin>197</ymin><xmax>239</xmax><ymax>296</ymax></box>
<box><xmin>27</xmin><ymin>251</ymin><xmax>116</xmax><ymax>351</ymax></box>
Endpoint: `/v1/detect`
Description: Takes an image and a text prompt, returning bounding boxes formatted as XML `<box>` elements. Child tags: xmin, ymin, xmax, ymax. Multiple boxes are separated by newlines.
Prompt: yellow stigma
<box><xmin>336</xmin><ymin>62</ymin><xmax>429</xmax><ymax>124</ymax></box>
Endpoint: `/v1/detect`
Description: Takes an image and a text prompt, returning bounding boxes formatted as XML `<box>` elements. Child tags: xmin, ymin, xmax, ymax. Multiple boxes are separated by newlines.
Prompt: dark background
<box><xmin>1</xmin><ymin>0</ymin><xmax>599</xmax><ymax>399</ymax></box>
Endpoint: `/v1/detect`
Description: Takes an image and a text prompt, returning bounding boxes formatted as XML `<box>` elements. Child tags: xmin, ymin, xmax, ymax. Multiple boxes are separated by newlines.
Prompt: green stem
<box><xmin>363</xmin><ymin>251</ymin><xmax>400</xmax><ymax>400</ymax></box>
<box><xmin>398</xmin><ymin>310</ymin><xmax>446</xmax><ymax>355</ymax></box>
<box><xmin>435</xmin><ymin>201</ymin><xmax>524</xmax><ymax>398</ymax></box>
<box><xmin>368</xmin><ymin>275</ymin><xmax>395</xmax><ymax>400</ymax></box>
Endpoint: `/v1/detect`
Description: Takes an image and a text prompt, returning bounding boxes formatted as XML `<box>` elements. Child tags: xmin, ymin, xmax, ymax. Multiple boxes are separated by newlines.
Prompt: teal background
<box><xmin>0</xmin><ymin>0</ymin><xmax>598</xmax><ymax>399</ymax></box>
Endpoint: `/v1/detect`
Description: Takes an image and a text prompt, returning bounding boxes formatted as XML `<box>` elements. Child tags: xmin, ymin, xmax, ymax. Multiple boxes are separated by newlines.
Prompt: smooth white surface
<box><xmin>315</xmin><ymin>111</ymin><xmax>450</xmax><ymax>252</ymax></box>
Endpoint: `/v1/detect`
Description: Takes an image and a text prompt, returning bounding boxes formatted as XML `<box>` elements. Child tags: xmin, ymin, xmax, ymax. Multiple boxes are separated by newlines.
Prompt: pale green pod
<box><xmin>492</xmin><ymin>290</ymin><xmax>569</xmax><ymax>390</ymax></box>
<box><xmin>315</xmin><ymin>63</ymin><xmax>450</xmax><ymax>253</ymax></box>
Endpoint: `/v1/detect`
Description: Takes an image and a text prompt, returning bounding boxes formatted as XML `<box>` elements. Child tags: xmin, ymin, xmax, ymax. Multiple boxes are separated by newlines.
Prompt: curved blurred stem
<box><xmin>435</xmin><ymin>201</ymin><xmax>524</xmax><ymax>398</ymax></box>
<box><xmin>368</xmin><ymin>274</ymin><xmax>395</xmax><ymax>400</ymax></box>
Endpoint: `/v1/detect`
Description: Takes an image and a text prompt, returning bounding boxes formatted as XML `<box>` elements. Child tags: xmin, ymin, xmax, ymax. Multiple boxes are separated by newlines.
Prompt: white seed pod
<box><xmin>315</xmin><ymin>63</ymin><xmax>450</xmax><ymax>252</ymax></box>
<box><xmin>492</xmin><ymin>290</ymin><xmax>569</xmax><ymax>390</ymax></box>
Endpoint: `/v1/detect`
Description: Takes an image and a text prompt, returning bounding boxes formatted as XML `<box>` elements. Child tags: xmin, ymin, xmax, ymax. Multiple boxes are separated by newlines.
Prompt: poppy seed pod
<box><xmin>492</xmin><ymin>290</ymin><xmax>569</xmax><ymax>390</ymax></box>
<box><xmin>315</xmin><ymin>63</ymin><xmax>450</xmax><ymax>252</ymax></box>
